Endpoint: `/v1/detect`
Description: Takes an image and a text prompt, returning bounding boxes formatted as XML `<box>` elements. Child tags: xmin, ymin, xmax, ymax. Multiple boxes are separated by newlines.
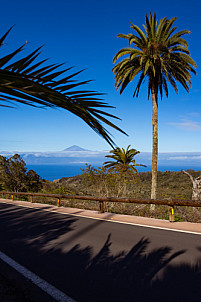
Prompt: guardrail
<box><xmin>1</xmin><ymin>191</ymin><xmax>201</xmax><ymax>222</ymax></box>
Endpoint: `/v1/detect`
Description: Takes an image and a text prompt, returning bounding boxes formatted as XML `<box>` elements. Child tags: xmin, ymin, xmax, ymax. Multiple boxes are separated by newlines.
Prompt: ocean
<box><xmin>27</xmin><ymin>164</ymin><xmax>201</xmax><ymax>182</ymax></box>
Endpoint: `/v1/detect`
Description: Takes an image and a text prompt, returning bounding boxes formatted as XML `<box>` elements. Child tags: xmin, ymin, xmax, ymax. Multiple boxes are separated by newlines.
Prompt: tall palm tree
<box><xmin>113</xmin><ymin>13</ymin><xmax>196</xmax><ymax>200</ymax></box>
<box><xmin>103</xmin><ymin>145</ymin><xmax>146</xmax><ymax>173</ymax></box>
<box><xmin>0</xmin><ymin>27</ymin><xmax>126</xmax><ymax>147</ymax></box>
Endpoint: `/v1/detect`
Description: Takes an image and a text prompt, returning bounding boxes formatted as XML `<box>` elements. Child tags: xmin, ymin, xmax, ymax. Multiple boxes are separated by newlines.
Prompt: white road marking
<box><xmin>56</xmin><ymin>211</ymin><xmax>201</xmax><ymax>236</ymax></box>
<box><xmin>1</xmin><ymin>200</ymin><xmax>201</xmax><ymax>236</ymax></box>
<box><xmin>0</xmin><ymin>250</ymin><xmax>76</xmax><ymax>302</ymax></box>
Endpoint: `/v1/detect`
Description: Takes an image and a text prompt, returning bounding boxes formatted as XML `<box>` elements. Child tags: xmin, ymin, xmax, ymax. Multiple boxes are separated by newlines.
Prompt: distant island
<box><xmin>63</xmin><ymin>145</ymin><xmax>89</xmax><ymax>151</ymax></box>
<box><xmin>0</xmin><ymin>146</ymin><xmax>108</xmax><ymax>165</ymax></box>
<box><xmin>0</xmin><ymin>146</ymin><xmax>201</xmax><ymax>168</ymax></box>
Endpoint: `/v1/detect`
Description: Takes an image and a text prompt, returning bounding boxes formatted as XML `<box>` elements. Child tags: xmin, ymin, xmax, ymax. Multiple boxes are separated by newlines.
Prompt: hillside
<box><xmin>55</xmin><ymin>169</ymin><xmax>201</xmax><ymax>200</ymax></box>
<box><xmin>43</xmin><ymin>169</ymin><xmax>201</xmax><ymax>223</ymax></box>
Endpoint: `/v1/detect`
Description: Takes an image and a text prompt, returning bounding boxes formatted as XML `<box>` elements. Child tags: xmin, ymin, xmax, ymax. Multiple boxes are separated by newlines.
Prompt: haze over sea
<box><xmin>2</xmin><ymin>146</ymin><xmax>201</xmax><ymax>182</ymax></box>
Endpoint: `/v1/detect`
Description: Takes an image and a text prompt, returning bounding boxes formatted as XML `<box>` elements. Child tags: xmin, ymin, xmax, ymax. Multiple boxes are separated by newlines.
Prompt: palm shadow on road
<box><xmin>54</xmin><ymin>235</ymin><xmax>201</xmax><ymax>302</ymax></box>
<box><xmin>0</xmin><ymin>203</ymin><xmax>201</xmax><ymax>301</ymax></box>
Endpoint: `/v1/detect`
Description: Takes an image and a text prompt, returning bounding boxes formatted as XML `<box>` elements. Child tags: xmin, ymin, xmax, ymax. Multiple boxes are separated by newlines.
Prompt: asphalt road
<box><xmin>0</xmin><ymin>201</ymin><xmax>200</xmax><ymax>302</ymax></box>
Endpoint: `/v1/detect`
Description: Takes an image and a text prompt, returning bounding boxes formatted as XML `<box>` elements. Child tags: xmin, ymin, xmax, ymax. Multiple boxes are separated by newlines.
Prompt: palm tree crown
<box><xmin>103</xmin><ymin>145</ymin><xmax>146</xmax><ymax>173</ymax></box>
<box><xmin>113</xmin><ymin>13</ymin><xmax>197</xmax><ymax>98</ymax></box>
<box><xmin>0</xmin><ymin>27</ymin><xmax>126</xmax><ymax>147</ymax></box>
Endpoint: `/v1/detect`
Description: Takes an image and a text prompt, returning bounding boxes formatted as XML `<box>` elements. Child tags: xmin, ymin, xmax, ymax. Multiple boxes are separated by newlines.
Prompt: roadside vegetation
<box><xmin>1</xmin><ymin>154</ymin><xmax>201</xmax><ymax>223</ymax></box>
<box><xmin>0</xmin><ymin>154</ymin><xmax>41</xmax><ymax>192</ymax></box>
<box><xmin>50</xmin><ymin>167</ymin><xmax>201</xmax><ymax>223</ymax></box>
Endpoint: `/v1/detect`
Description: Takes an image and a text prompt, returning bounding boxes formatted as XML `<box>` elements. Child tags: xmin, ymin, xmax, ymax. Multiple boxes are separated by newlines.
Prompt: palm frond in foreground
<box><xmin>0</xmin><ymin>27</ymin><xmax>127</xmax><ymax>146</ymax></box>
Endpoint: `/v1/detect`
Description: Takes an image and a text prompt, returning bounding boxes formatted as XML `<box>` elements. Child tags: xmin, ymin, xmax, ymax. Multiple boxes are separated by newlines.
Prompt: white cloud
<box><xmin>167</xmin><ymin>156</ymin><xmax>188</xmax><ymax>160</ymax></box>
<box><xmin>166</xmin><ymin>156</ymin><xmax>201</xmax><ymax>161</ymax></box>
<box><xmin>187</xmin><ymin>112</ymin><xmax>201</xmax><ymax>118</ymax></box>
<box><xmin>168</xmin><ymin>119</ymin><xmax>201</xmax><ymax>131</ymax></box>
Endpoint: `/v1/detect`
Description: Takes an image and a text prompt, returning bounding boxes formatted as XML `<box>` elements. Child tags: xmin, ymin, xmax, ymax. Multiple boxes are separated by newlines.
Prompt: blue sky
<box><xmin>1</xmin><ymin>0</ymin><xmax>201</xmax><ymax>152</ymax></box>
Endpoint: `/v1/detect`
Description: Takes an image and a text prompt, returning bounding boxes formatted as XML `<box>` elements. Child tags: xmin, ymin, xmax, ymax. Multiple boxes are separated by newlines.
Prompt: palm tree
<box><xmin>113</xmin><ymin>13</ymin><xmax>196</xmax><ymax>200</ymax></box>
<box><xmin>0</xmin><ymin>27</ymin><xmax>126</xmax><ymax>147</ymax></box>
<box><xmin>103</xmin><ymin>145</ymin><xmax>146</xmax><ymax>173</ymax></box>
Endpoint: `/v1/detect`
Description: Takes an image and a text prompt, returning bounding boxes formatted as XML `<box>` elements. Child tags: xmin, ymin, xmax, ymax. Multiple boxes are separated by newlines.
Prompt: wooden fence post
<box><xmin>99</xmin><ymin>201</ymin><xmax>104</xmax><ymax>213</ymax></box>
<box><xmin>169</xmin><ymin>205</ymin><xmax>175</xmax><ymax>222</ymax></box>
<box><xmin>57</xmin><ymin>198</ymin><xmax>61</xmax><ymax>207</ymax></box>
<box><xmin>30</xmin><ymin>195</ymin><xmax>33</xmax><ymax>203</ymax></box>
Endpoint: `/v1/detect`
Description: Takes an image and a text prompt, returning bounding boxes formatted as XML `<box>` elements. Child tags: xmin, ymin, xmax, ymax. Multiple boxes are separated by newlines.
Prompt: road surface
<box><xmin>0</xmin><ymin>199</ymin><xmax>200</xmax><ymax>301</ymax></box>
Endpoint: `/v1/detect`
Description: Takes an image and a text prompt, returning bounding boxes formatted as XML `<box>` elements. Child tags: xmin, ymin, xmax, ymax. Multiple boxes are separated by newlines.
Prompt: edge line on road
<box><xmin>0</xmin><ymin>250</ymin><xmax>76</xmax><ymax>302</ymax></box>
<box><xmin>1</xmin><ymin>200</ymin><xmax>201</xmax><ymax>236</ymax></box>
<box><xmin>57</xmin><ymin>211</ymin><xmax>201</xmax><ymax>236</ymax></box>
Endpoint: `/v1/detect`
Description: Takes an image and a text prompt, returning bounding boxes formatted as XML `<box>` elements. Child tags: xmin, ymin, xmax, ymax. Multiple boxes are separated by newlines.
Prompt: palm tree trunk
<box><xmin>151</xmin><ymin>89</ymin><xmax>158</xmax><ymax>208</ymax></box>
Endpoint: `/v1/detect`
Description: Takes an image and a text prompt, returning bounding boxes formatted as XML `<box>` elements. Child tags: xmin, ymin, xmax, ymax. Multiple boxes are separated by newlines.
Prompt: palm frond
<box><xmin>129</xmin><ymin>22</ymin><xmax>147</xmax><ymax>45</ymax></box>
<box><xmin>0</xmin><ymin>27</ymin><xmax>127</xmax><ymax>147</ymax></box>
<box><xmin>113</xmin><ymin>13</ymin><xmax>196</xmax><ymax>99</ymax></box>
<box><xmin>103</xmin><ymin>145</ymin><xmax>145</xmax><ymax>173</ymax></box>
